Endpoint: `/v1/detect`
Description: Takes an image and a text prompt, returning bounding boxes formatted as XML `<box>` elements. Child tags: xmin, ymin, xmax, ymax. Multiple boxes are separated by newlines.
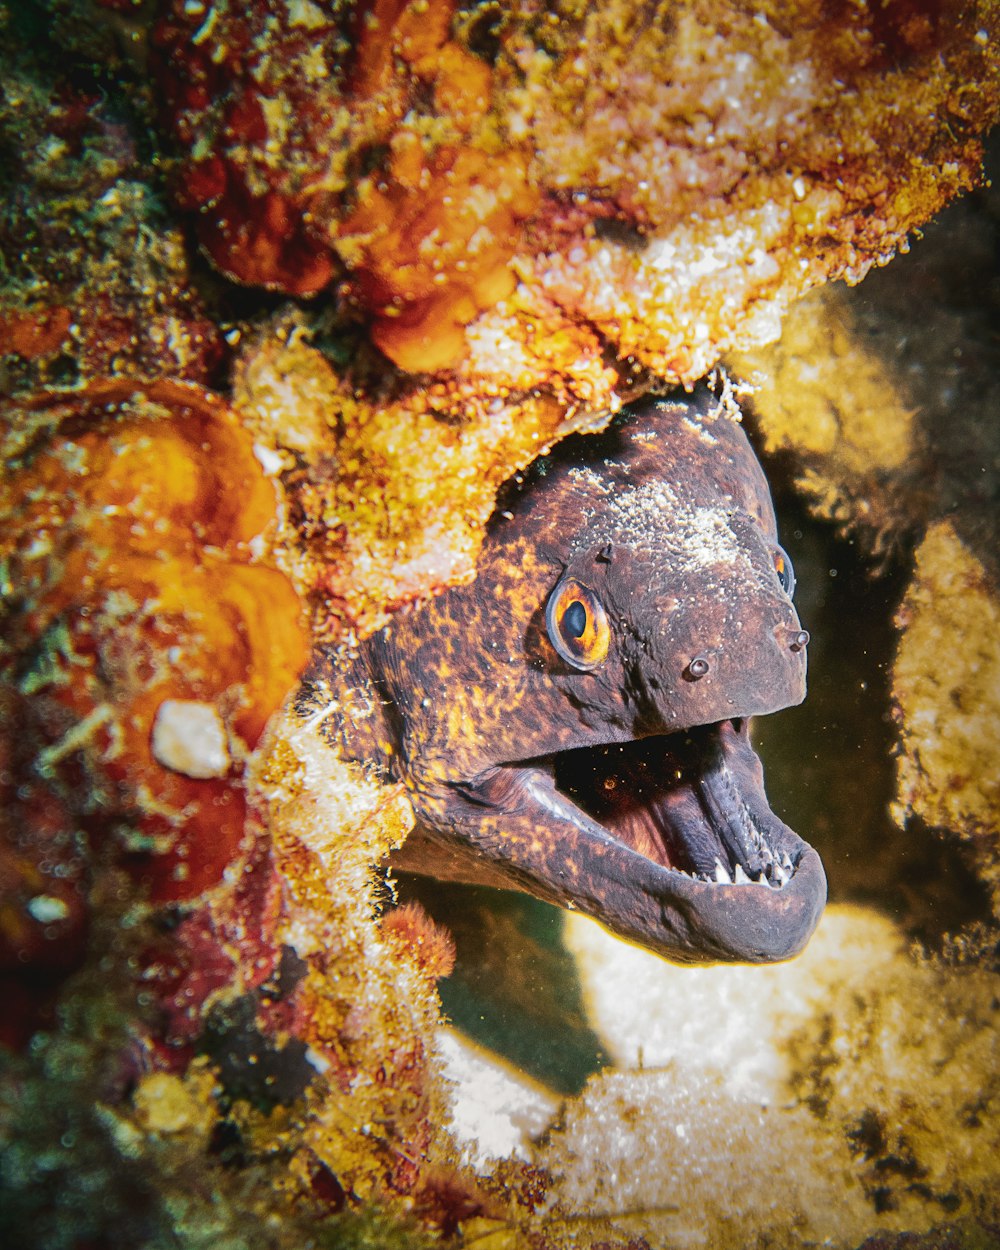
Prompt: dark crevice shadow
<box><xmin>393</xmin><ymin>874</ymin><xmax>608</xmax><ymax>1095</ymax></box>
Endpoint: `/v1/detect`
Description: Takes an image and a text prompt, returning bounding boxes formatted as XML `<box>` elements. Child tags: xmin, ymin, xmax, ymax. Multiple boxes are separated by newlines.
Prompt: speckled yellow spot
<box><xmin>132</xmin><ymin>1068</ymin><xmax>218</xmax><ymax>1136</ymax></box>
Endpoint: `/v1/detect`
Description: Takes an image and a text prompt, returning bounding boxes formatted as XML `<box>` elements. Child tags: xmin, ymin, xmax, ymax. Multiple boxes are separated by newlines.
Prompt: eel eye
<box><xmin>546</xmin><ymin>577</ymin><xmax>610</xmax><ymax>671</ymax></box>
<box><xmin>772</xmin><ymin>546</ymin><xmax>796</xmax><ymax>599</ymax></box>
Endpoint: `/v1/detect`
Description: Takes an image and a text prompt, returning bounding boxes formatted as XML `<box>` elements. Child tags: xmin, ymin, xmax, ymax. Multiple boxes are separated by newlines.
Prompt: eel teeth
<box><xmin>683</xmin><ymin>855</ymin><xmax>792</xmax><ymax>888</ymax></box>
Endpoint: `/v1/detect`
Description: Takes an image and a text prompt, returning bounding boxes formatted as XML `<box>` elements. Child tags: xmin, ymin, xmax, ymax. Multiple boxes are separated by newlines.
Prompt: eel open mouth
<box><xmin>553</xmin><ymin>719</ymin><xmax>798</xmax><ymax>889</ymax></box>
<box><xmin>493</xmin><ymin>717</ymin><xmax>827</xmax><ymax>963</ymax></box>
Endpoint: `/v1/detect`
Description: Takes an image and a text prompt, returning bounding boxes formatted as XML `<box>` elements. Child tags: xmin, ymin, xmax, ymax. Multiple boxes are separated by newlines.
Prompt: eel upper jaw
<box><xmin>462</xmin><ymin>718</ymin><xmax>827</xmax><ymax>964</ymax></box>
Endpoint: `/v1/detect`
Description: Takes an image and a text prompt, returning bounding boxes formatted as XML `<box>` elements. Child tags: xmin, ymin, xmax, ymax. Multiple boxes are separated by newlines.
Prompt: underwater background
<box><xmin>1</xmin><ymin>1</ymin><xmax>999</xmax><ymax>1248</ymax></box>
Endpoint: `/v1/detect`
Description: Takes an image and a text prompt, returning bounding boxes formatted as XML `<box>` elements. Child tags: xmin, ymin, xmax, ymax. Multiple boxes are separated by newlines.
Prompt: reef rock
<box><xmin>505</xmin><ymin>906</ymin><xmax>1000</xmax><ymax>1248</ymax></box>
<box><xmin>143</xmin><ymin>0</ymin><xmax>1000</xmax><ymax>635</ymax></box>
<box><xmin>0</xmin><ymin>43</ymin><xmax>221</xmax><ymax>394</ymax></box>
<box><xmin>155</xmin><ymin>0</ymin><xmax>999</xmax><ymax>387</ymax></box>
<box><xmin>230</xmin><ymin>314</ymin><xmax>595</xmax><ymax>637</ymax></box>
<box><xmin>892</xmin><ymin>522</ymin><xmax>1000</xmax><ymax>914</ymax></box>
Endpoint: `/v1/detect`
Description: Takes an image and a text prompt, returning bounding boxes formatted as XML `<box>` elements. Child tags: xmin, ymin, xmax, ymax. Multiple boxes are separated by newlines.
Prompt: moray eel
<box><xmin>302</xmin><ymin>391</ymin><xmax>827</xmax><ymax>963</ymax></box>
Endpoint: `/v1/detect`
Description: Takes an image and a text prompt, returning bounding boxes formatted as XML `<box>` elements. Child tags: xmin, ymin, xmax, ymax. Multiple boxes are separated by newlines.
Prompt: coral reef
<box><xmin>0</xmin><ymin>999</ymin><xmax>449</xmax><ymax>1250</ymax></box>
<box><xmin>2</xmin><ymin>2</ymin><xmax>1000</xmax><ymax>1249</ymax></box>
<box><xmin>519</xmin><ymin>906</ymin><xmax>1000</xmax><ymax>1249</ymax></box>
<box><xmin>0</xmin><ymin>378</ymin><xmax>308</xmax><ymax>1041</ymax></box>
<box><xmin>892</xmin><ymin>523</ymin><xmax>1000</xmax><ymax>912</ymax></box>
<box><xmin>0</xmin><ymin>379</ymin><xmax>306</xmax><ymax>895</ymax></box>
<box><xmin>142</xmin><ymin>0</ymin><xmax>1000</xmax><ymax>636</ymax></box>
<box><xmin>0</xmin><ymin>38</ymin><xmax>221</xmax><ymax>394</ymax></box>
<box><xmin>0</xmin><ymin>371</ymin><xmax>491</xmax><ymax>1241</ymax></box>
<box><xmin>0</xmin><ymin>663</ymin><xmax>493</xmax><ymax>1246</ymax></box>
<box><xmin>153</xmin><ymin>0</ymin><xmax>538</xmax><ymax>373</ymax></box>
<box><xmin>153</xmin><ymin>0</ymin><xmax>1000</xmax><ymax>392</ymax></box>
<box><xmin>0</xmin><ymin>13</ymin><xmax>486</xmax><ymax>1245</ymax></box>
<box><xmin>229</xmin><ymin>313</ymin><xmax>593</xmax><ymax>636</ymax></box>
<box><xmin>225</xmin><ymin>713</ymin><xmax>484</xmax><ymax>1224</ymax></box>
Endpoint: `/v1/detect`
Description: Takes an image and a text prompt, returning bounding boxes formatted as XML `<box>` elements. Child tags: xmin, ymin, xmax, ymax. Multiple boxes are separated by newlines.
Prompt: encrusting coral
<box><xmin>0</xmin><ymin>41</ymin><xmax>221</xmax><ymax>395</ymax></box>
<box><xmin>230</xmin><ymin>313</ymin><xmax>598</xmax><ymax>636</ymax></box>
<box><xmin>0</xmin><ymin>379</ymin><xmax>307</xmax><ymax>885</ymax></box>
<box><xmin>0</xmin><ymin>378</ymin><xmax>308</xmax><ymax>1036</ymax></box>
<box><xmin>0</xmin><ymin>377</ymin><xmax>493</xmax><ymax>1240</ymax></box>
<box><xmin>3</xmin><ymin>2</ymin><xmax>1000</xmax><ymax>1249</ymax></box>
<box><xmin>154</xmin><ymin>0</ymin><xmax>1000</xmax><ymax>389</ymax></box>
<box><xmin>892</xmin><ymin>522</ymin><xmax>1000</xmax><ymax>913</ymax></box>
<box><xmin>152</xmin><ymin>0</ymin><xmax>538</xmax><ymax>371</ymax></box>
<box><xmin>223</xmin><ymin>713</ymin><xmax>483</xmax><ymax>1224</ymax></box>
<box><xmin>146</xmin><ymin>0</ymin><xmax>1000</xmax><ymax>637</ymax></box>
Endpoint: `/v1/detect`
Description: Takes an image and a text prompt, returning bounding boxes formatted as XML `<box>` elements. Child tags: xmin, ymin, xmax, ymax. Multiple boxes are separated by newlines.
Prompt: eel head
<box><xmin>380</xmin><ymin>394</ymin><xmax>828</xmax><ymax>963</ymax></box>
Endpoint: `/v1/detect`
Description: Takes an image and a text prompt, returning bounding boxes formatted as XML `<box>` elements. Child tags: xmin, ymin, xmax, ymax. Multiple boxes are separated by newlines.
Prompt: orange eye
<box><xmin>545</xmin><ymin>577</ymin><xmax>610</xmax><ymax>670</ymax></box>
<box><xmin>772</xmin><ymin>546</ymin><xmax>796</xmax><ymax>598</ymax></box>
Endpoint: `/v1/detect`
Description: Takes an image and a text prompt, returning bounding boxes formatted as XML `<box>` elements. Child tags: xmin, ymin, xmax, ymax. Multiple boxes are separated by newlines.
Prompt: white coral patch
<box><xmin>151</xmin><ymin>699</ymin><xmax>231</xmax><ymax>779</ymax></box>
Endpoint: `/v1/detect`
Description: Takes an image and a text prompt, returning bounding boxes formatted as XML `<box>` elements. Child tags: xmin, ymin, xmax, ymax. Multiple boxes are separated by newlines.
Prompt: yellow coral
<box><xmin>232</xmin><ymin>317</ymin><xmax>578</xmax><ymax>636</ymax></box>
<box><xmin>731</xmin><ymin>286</ymin><xmax>916</xmax><ymax>471</ymax></box>
<box><xmin>490</xmin><ymin>0</ymin><xmax>999</xmax><ymax>392</ymax></box>
<box><xmin>0</xmin><ymin>379</ymin><xmax>308</xmax><ymax>904</ymax></box>
<box><xmin>242</xmin><ymin>712</ymin><xmax>469</xmax><ymax>1205</ymax></box>
<box><xmin>132</xmin><ymin>1067</ymin><xmax>219</xmax><ymax>1138</ymax></box>
<box><xmin>892</xmin><ymin>521</ymin><xmax>1000</xmax><ymax>863</ymax></box>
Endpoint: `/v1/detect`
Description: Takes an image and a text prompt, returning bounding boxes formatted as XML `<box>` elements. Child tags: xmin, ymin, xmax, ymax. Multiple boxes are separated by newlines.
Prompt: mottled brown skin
<box><xmin>302</xmin><ymin>392</ymin><xmax>827</xmax><ymax>963</ymax></box>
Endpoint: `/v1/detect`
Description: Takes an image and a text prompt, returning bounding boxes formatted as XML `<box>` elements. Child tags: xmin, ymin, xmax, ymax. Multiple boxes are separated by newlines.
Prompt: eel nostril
<box><xmin>789</xmin><ymin>629</ymin><xmax>810</xmax><ymax>652</ymax></box>
<box><xmin>685</xmin><ymin>655</ymin><xmax>711</xmax><ymax>680</ymax></box>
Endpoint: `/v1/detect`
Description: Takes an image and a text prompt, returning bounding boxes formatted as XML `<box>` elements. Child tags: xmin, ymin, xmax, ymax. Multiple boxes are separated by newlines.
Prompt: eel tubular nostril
<box><xmin>789</xmin><ymin>629</ymin><xmax>810</xmax><ymax>652</ymax></box>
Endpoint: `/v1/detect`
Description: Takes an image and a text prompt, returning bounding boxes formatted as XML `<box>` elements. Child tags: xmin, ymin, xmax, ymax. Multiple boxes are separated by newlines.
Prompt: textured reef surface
<box><xmin>2</xmin><ymin>1</ymin><xmax>1000</xmax><ymax>1248</ymax></box>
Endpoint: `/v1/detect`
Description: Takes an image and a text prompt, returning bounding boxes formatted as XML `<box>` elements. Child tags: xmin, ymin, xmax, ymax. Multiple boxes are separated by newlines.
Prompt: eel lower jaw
<box><xmin>511</xmin><ymin>718</ymin><xmax>826</xmax><ymax>963</ymax></box>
